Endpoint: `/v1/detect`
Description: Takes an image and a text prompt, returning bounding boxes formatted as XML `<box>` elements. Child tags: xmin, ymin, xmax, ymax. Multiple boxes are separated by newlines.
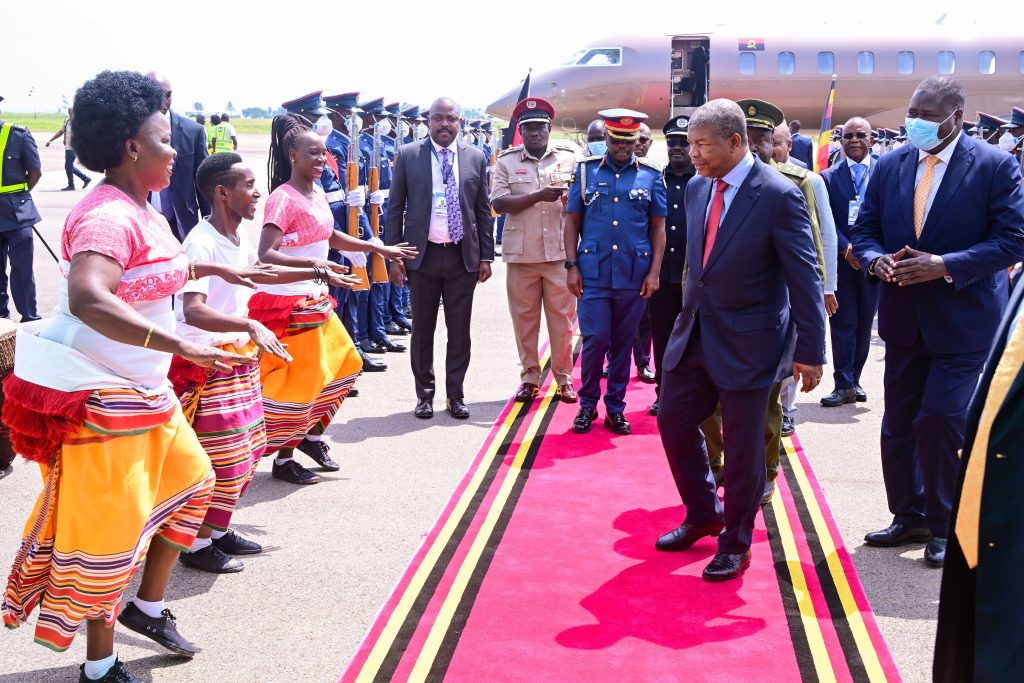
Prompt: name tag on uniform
<box><xmin>515</xmin><ymin>168</ymin><xmax>528</xmax><ymax>175</ymax></box>
<box><xmin>848</xmin><ymin>199</ymin><xmax>862</xmax><ymax>226</ymax></box>
<box><xmin>433</xmin><ymin>191</ymin><xmax>448</xmax><ymax>217</ymax></box>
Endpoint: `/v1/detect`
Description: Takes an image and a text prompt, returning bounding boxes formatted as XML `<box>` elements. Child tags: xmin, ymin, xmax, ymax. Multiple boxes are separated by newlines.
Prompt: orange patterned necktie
<box><xmin>954</xmin><ymin>310</ymin><xmax>1024</xmax><ymax>568</ymax></box>
<box><xmin>913</xmin><ymin>155</ymin><xmax>941</xmax><ymax>238</ymax></box>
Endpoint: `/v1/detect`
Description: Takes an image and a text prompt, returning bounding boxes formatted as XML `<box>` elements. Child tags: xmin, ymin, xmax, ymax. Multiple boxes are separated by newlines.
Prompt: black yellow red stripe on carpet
<box><xmin>342</xmin><ymin>346</ymin><xmax>900</xmax><ymax>682</ymax></box>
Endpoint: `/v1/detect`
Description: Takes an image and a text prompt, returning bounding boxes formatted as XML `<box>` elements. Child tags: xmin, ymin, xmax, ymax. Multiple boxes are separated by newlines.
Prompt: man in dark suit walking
<box><xmin>654</xmin><ymin>99</ymin><xmax>826</xmax><ymax>581</ymax></box>
<box><xmin>851</xmin><ymin>76</ymin><xmax>1024</xmax><ymax>567</ymax></box>
<box><xmin>145</xmin><ymin>72</ymin><xmax>211</xmax><ymax>241</ymax></box>
<box><xmin>788</xmin><ymin>119</ymin><xmax>814</xmax><ymax>169</ymax></box>
<box><xmin>934</xmin><ymin>280</ymin><xmax>1024</xmax><ymax>682</ymax></box>
<box><xmin>385</xmin><ymin>97</ymin><xmax>494</xmax><ymax>420</ymax></box>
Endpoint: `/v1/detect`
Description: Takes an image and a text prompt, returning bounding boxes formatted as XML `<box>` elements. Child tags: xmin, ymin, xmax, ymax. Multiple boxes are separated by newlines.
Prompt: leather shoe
<box><xmin>924</xmin><ymin>537</ymin><xmax>946</xmax><ymax>567</ymax></box>
<box><xmin>363</xmin><ymin>339</ymin><xmax>387</xmax><ymax>354</ymax></box>
<box><xmin>572</xmin><ymin>407</ymin><xmax>598</xmax><ymax>434</ymax></box>
<box><xmin>761</xmin><ymin>479</ymin><xmax>776</xmax><ymax>505</ymax></box>
<box><xmin>395</xmin><ymin>318</ymin><xmax>413</xmax><ymax>332</ymax></box>
<box><xmin>514</xmin><ymin>383</ymin><xmax>540</xmax><ymax>401</ymax></box>
<box><xmin>347</xmin><ymin>387</ymin><xmax>360</xmax><ymax>397</ymax></box>
<box><xmin>373</xmin><ymin>337</ymin><xmax>406</xmax><ymax>353</ymax></box>
<box><xmin>655</xmin><ymin>520</ymin><xmax>724</xmax><ymax>551</ymax></box>
<box><xmin>415</xmin><ymin>399</ymin><xmax>433</xmax><ymax>419</ymax></box>
<box><xmin>703</xmin><ymin>550</ymin><xmax>752</xmax><ymax>581</ymax></box>
<box><xmin>637</xmin><ymin>364</ymin><xmax>656</xmax><ymax>384</ymax></box>
<box><xmin>447</xmin><ymin>398</ymin><xmax>470</xmax><ymax>419</ymax></box>
<box><xmin>179</xmin><ymin>544</ymin><xmax>243</xmax><ymax>574</ymax></box>
<box><xmin>863</xmin><ymin>523</ymin><xmax>932</xmax><ymax>547</ymax></box>
<box><xmin>854</xmin><ymin>384</ymin><xmax>867</xmax><ymax>402</ymax></box>
<box><xmin>211</xmin><ymin>529</ymin><xmax>262</xmax><ymax>555</ymax></box>
<box><xmin>272</xmin><ymin>458</ymin><xmax>320</xmax><ymax>485</ymax></box>
<box><xmin>384</xmin><ymin>322</ymin><xmax>408</xmax><ymax>336</ymax></box>
<box><xmin>557</xmin><ymin>384</ymin><xmax>579</xmax><ymax>403</ymax></box>
<box><xmin>649</xmin><ymin>400</ymin><xmax>659</xmax><ymax>416</ymax></box>
<box><xmin>117</xmin><ymin>601</ymin><xmax>198</xmax><ymax>657</ymax></box>
<box><xmin>359</xmin><ymin>352</ymin><xmax>387</xmax><ymax>372</ymax></box>
<box><xmin>820</xmin><ymin>388</ymin><xmax>857</xmax><ymax>407</ymax></box>
<box><xmin>604</xmin><ymin>412</ymin><xmax>631</xmax><ymax>435</ymax></box>
<box><xmin>781</xmin><ymin>415</ymin><xmax>795</xmax><ymax>436</ymax></box>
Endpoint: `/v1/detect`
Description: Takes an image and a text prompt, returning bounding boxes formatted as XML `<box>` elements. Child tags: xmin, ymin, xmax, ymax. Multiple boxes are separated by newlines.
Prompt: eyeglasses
<box><xmin>637</xmin><ymin>137</ymin><xmax>652</xmax><ymax>144</ymax></box>
<box><xmin>842</xmin><ymin>131</ymin><xmax>869</xmax><ymax>140</ymax></box>
<box><xmin>666</xmin><ymin>138</ymin><xmax>690</xmax><ymax>148</ymax></box>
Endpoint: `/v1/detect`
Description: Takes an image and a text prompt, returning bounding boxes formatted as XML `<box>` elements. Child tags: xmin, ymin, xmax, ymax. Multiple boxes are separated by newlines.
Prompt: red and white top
<box><xmin>259</xmin><ymin>183</ymin><xmax>333</xmax><ymax>297</ymax></box>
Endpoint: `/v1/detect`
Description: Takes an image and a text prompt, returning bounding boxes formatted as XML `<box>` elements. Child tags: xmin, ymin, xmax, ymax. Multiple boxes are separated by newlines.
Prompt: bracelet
<box><xmin>189</xmin><ymin>261</ymin><xmax>198</xmax><ymax>281</ymax></box>
<box><xmin>143</xmin><ymin>326</ymin><xmax>154</xmax><ymax>349</ymax></box>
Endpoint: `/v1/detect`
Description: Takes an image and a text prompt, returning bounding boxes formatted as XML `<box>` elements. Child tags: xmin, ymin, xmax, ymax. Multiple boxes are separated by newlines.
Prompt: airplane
<box><xmin>486</xmin><ymin>21</ymin><xmax>1024</xmax><ymax>132</ymax></box>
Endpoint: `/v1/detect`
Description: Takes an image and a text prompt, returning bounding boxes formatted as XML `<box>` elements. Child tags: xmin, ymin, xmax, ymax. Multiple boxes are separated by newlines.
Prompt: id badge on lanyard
<box><xmin>433</xmin><ymin>191</ymin><xmax>448</xmax><ymax>216</ymax></box>
<box><xmin>848</xmin><ymin>198</ymin><xmax>862</xmax><ymax>226</ymax></box>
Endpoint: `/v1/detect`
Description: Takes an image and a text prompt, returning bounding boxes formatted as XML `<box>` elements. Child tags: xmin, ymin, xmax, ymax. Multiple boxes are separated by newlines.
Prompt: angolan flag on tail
<box><xmin>815</xmin><ymin>74</ymin><xmax>837</xmax><ymax>173</ymax></box>
<box><xmin>501</xmin><ymin>69</ymin><xmax>531</xmax><ymax>149</ymax></box>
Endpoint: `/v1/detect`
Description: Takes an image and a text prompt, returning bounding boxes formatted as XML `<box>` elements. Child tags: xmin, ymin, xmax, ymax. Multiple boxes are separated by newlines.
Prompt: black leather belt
<box><xmin>428</xmin><ymin>241</ymin><xmax>456</xmax><ymax>248</ymax></box>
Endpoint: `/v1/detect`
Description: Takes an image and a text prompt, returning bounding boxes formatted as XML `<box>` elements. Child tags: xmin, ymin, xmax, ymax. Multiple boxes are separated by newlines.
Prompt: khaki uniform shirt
<box><xmin>491</xmin><ymin>142</ymin><xmax>577</xmax><ymax>264</ymax></box>
<box><xmin>774</xmin><ymin>160</ymin><xmax>826</xmax><ymax>284</ymax></box>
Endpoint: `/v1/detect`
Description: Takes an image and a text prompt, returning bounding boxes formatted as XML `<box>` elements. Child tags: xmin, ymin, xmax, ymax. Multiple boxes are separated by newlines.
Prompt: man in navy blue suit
<box><xmin>788</xmin><ymin>119</ymin><xmax>814</xmax><ymax>169</ymax></box>
<box><xmin>820</xmin><ymin>116</ymin><xmax>879</xmax><ymax>407</ymax></box>
<box><xmin>145</xmin><ymin>72</ymin><xmax>211</xmax><ymax>241</ymax></box>
<box><xmin>852</xmin><ymin>76</ymin><xmax>1024</xmax><ymax>567</ymax></box>
<box><xmin>654</xmin><ymin>99</ymin><xmax>826</xmax><ymax>581</ymax></box>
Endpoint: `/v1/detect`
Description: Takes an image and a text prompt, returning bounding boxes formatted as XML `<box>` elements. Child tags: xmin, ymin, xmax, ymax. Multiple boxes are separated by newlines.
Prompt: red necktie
<box><xmin>702</xmin><ymin>179</ymin><xmax>728</xmax><ymax>267</ymax></box>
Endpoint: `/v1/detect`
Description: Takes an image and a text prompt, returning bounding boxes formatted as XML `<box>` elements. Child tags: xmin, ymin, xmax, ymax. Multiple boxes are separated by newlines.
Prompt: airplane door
<box><xmin>671</xmin><ymin>36</ymin><xmax>710</xmax><ymax>116</ymax></box>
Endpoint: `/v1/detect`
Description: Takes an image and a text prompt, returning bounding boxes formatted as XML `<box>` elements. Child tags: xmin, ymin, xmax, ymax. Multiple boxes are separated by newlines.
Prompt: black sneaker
<box><xmin>271</xmin><ymin>458</ymin><xmax>321</xmax><ymax>484</ymax></box>
<box><xmin>179</xmin><ymin>544</ymin><xmax>243</xmax><ymax>574</ymax></box>
<box><xmin>117</xmin><ymin>602</ymin><xmax>198</xmax><ymax>657</ymax></box>
<box><xmin>212</xmin><ymin>529</ymin><xmax>262</xmax><ymax>555</ymax></box>
<box><xmin>79</xmin><ymin>659</ymin><xmax>140</xmax><ymax>683</ymax></box>
<box><xmin>296</xmin><ymin>438</ymin><xmax>340</xmax><ymax>471</ymax></box>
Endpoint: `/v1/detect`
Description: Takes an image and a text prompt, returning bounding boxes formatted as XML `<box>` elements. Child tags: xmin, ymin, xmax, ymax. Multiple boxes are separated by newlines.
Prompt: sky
<box><xmin>7</xmin><ymin>1</ymin><xmax>968</xmax><ymax>116</ymax></box>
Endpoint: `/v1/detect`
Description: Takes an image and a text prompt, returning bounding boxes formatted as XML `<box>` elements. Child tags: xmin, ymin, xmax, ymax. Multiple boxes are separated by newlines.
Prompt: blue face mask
<box><xmin>587</xmin><ymin>140</ymin><xmax>607</xmax><ymax>157</ymax></box>
<box><xmin>904</xmin><ymin>110</ymin><xmax>956</xmax><ymax>151</ymax></box>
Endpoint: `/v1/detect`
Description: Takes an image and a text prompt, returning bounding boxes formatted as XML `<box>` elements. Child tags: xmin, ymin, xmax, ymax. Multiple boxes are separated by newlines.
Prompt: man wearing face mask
<box><xmin>997</xmin><ymin>106</ymin><xmax>1024</xmax><ymax>159</ymax></box>
<box><xmin>851</xmin><ymin>76</ymin><xmax>1024</xmax><ymax>567</ymax></box>
<box><xmin>975</xmin><ymin>111</ymin><xmax>1008</xmax><ymax>146</ymax></box>
<box><xmin>584</xmin><ymin>119</ymin><xmax>607</xmax><ymax>159</ymax></box>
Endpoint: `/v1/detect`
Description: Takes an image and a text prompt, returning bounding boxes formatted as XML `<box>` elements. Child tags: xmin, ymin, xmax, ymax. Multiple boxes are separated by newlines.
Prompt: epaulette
<box><xmin>498</xmin><ymin>145</ymin><xmax>523</xmax><ymax>158</ymax></box>
<box><xmin>777</xmin><ymin>162</ymin><xmax>809</xmax><ymax>180</ymax></box>
<box><xmin>583</xmin><ymin>155</ymin><xmax>603</xmax><ymax>162</ymax></box>
<box><xmin>552</xmin><ymin>142</ymin><xmax>577</xmax><ymax>152</ymax></box>
<box><xmin>638</xmin><ymin>157</ymin><xmax>662</xmax><ymax>171</ymax></box>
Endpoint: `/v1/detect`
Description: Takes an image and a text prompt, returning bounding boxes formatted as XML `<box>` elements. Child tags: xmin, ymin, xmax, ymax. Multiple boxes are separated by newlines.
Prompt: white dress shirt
<box><xmin>915</xmin><ymin>131</ymin><xmax>961</xmax><ymax>227</ymax></box>
<box><xmin>704</xmin><ymin>151</ymin><xmax>755</xmax><ymax>227</ymax></box>
<box><xmin>428</xmin><ymin>138</ymin><xmax>460</xmax><ymax>244</ymax></box>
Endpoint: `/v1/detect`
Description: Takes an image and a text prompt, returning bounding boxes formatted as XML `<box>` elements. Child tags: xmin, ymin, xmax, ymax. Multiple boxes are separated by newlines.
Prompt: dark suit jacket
<box><xmin>851</xmin><ymin>134</ymin><xmax>1024</xmax><ymax>355</ymax></box>
<box><xmin>935</xmin><ymin>282</ymin><xmax>1024</xmax><ymax>682</ymax></box>
<box><xmin>663</xmin><ymin>157</ymin><xmax>827</xmax><ymax>391</ymax></box>
<box><xmin>384</xmin><ymin>138</ymin><xmax>494</xmax><ymax>272</ymax></box>
<box><xmin>790</xmin><ymin>134</ymin><xmax>814</xmax><ymax>169</ymax></box>
<box><xmin>167</xmin><ymin>111</ymin><xmax>210</xmax><ymax>238</ymax></box>
<box><xmin>820</xmin><ymin>158</ymin><xmax>876</xmax><ymax>254</ymax></box>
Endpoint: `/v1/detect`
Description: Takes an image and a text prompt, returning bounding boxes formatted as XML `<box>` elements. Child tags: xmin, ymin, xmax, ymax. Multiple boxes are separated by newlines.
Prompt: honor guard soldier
<box><xmin>0</xmin><ymin>95</ymin><xmax>42</xmax><ymax>321</ymax></box>
<box><xmin>565</xmin><ymin>108</ymin><xmax>667</xmax><ymax>435</ymax></box>
<box><xmin>381</xmin><ymin>100</ymin><xmax>413</xmax><ymax>336</ymax></box>
<box><xmin>998</xmin><ymin>106</ymin><xmax>1024</xmax><ymax>158</ymax></box>
<box><xmin>492</xmin><ymin>97</ymin><xmax>580</xmax><ymax>404</ymax></box>
<box><xmin>975</xmin><ymin>111</ymin><xmax>1008</xmax><ymax>145</ymax></box>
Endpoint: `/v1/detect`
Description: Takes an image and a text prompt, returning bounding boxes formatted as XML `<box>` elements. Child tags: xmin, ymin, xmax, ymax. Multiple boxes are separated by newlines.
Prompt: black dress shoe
<box><xmin>395</xmin><ymin>318</ymin><xmax>413</xmax><ymax>332</ymax></box>
<box><xmin>863</xmin><ymin>523</ymin><xmax>932</xmax><ymax>547</ymax></box>
<box><xmin>179</xmin><ymin>544</ymin><xmax>243</xmax><ymax>574</ymax></box>
<box><xmin>61</xmin><ymin>185</ymin><xmax>75</xmax><ymax>191</ymax></box>
<box><xmin>655</xmin><ymin>520</ymin><xmax>725</xmax><ymax>551</ymax></box>
<box><xmin>781</xmin><ymin>415</ymin><xmax>795</xmax><ymax>436</ymax></box>
<box><xmin>637</xmin><ymin>364</ymin><xmax>656</xmax><ymax>384</ymax></box>
<box><xmin>271</xmin><ymin>459</ymin><xmax>321</xmax><ymax>485</ymax></box>
<box><xmin>604</xmin><ymin>412</ymin><xmax>631</xmax><ymax>435</ymax></box>
<box><xmin>703</xmin><ymin>550</ymin><xmax>752</xmax><ymax>581</ymax></box>
<box><xmin>384</xmin><ymin>322</ymin><xmax>407</xmax><ymax>336</ymax></box>
<box><xmin>117</xmin><ymin>602</ymin><xmax>198</xmax><ymax>657</ymax></box>
<box><xmin>363</xmin><ymin>340</ymin><xmax>387</xmax><ymax>354</ymax></box>
<box><xmin>79</xmin><ymin>659</ymin><xmax>140</xmax><ymax>683</ymax></box>
<box><xmin>360</xmin><ymin>353</ymin><xmax>387</xmax><ymax>372</ymax></box>
<box><xmin>374</xmin><ymin>337</ymin><xmax>406</xmax><ymax>353</ymax></box>
<box><xmin>447</xmin><ymin>398</ymin><xmax>470</xmax><ymax>419</ymax></box>
<box><xmin>296</xmin><ymin>438</ymin><xmax>340</xmax><ymax>471</ymax></box>
<box><xmin>347</xmin><ymin>387</ymin><xmax>360</xmax><ymax>397</ymax></box>
<box><xmin>572</xmin><ymin>407</ymin><xmax>598</xmax><ymax>434</ymax></box>
<box><xmin>854</xmin><ymin>385</ymin><xmax>867</xmax><ymax>402</ymax></box>
<box><xmin>514</xmin><ymin>383</ymin><xmax>540</xmax><ymax>401</ymax></box>
<box><xmin>415</xmin><ymin>399</ymin><xmax>434</xmax><ymax>419</ymax></box>
<box><xmin>924</xmin><ymin>537</ymin><xmax>946</xmax><ymax>567</ymax></box>
<box><xmin>649</xmin><ymin>400</ymin><xmax>659</xmax><ymax>416</ymax></box>
<box><xmin>212</xmin><ymin>529</ymin><xmax>262</xmax><ymax>555</ymax></box>
<box><xmin>761</xmin><ymin>479</ymin><xmax>776</xmax><ymax>505</ymax></box>
<box><xmin>820</xmin><ymin>388</ymin><xmax>857</xmax><ymax>407</ymax></box>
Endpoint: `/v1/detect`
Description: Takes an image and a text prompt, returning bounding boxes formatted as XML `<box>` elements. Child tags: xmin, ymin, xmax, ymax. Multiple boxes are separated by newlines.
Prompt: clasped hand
<box><xmin>873</xmin><ymin>246</ymin><xmax>948</xmax><ymax>286</ymax></box>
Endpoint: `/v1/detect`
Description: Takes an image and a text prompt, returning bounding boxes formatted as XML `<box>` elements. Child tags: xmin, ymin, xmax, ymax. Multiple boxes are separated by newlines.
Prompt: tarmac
<box><xmin>0</xmin><ymin>133</ymin><xmax>939</xmax><ymax>682</ymax></box>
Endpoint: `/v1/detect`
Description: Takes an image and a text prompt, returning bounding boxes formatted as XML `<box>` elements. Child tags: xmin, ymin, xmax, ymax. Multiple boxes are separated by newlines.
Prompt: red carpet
<box><xmin>343</xmin><ymin>349</ymin><xmax>901</xmax><ymax>682</ymax></box>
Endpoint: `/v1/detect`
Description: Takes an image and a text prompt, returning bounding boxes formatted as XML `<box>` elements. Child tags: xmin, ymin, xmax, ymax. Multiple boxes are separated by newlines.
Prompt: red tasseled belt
<box><xmin>1</xmin><ymin>374</ymin><xmax>90</xmax><ymax>463</ymax></box>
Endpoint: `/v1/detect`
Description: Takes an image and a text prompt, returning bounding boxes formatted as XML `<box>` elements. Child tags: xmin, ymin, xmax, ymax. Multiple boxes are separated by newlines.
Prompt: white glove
<box><xmin>345</xmin><ymin>188</ymin><xmax>366</xmax><ymax>207</ymax></box>
<box><xmin>367</xmin><ymin>237</ymin><xmax>384</xmax><ymax>248</ymax></box>
<box><xmin>369</xmin><ymin>189</ymin><xmax>389</xmax><ymax>206</ymax></box>
<box><xmin>340</xmin><ymin>251</ymin><xmax>367</xmax><ymax>268</ymax></box>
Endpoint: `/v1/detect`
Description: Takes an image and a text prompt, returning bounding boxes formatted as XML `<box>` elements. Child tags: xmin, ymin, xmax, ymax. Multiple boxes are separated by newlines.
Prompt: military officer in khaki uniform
<box><xmin>492</xmin><ymin>97</ymin><xmax>579</xmax><ymax>403</ymax></box>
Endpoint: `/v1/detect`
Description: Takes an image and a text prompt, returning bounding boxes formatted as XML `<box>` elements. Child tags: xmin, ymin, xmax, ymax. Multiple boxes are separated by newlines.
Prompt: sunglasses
<box><xmin>842</xmin><ymin>131</ymin><xmax>869</xmax><ymax>140</ymax></box>
<box><xmin>666</xmin><ymin>138</ymin><xmax>690</xmax><ymax>148</ymax></box>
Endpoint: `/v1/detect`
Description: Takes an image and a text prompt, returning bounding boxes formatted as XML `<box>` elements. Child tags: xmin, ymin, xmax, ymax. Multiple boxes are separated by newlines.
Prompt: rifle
<box><xmin>346</xmin><ymin>112</ymin><xmax>370</xmax><ymax>290</ymax></box>
<box><xmin>368</xmin><ymin>119</ymin><xmax>389</xmax><ymax>284</ymax></box>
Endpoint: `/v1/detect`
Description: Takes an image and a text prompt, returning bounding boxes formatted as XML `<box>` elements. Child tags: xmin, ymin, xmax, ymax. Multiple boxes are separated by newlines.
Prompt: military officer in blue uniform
<box><xmin>565</xmin><ymin>108</ymin><xmax>667</xmax><ymax>435</ymax></box>
<box><xmin>0</xmin><ymin>95</ymin><xmax>42</xmax><ymax>322</ymax></box>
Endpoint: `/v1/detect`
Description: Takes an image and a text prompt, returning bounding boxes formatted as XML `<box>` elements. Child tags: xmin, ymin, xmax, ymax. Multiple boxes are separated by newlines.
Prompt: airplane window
<box><xmin>1020</xmin><ymin>51</ymin><xmax>1024</xmax><ymax>73</ymax></box>
<box><xmin>979</xmin><ymin>51</ymin><xmax>996</xmax><ymax>74</ymax></box>
<box><xmin>897</xmin><ymin>51</ymin><xmax>915</xmax><ymax>75</ymax></box>
<box><xmin>938</xmin><ymin>51</ymin><xmax>956</xmax><ymax>74</ymax></box>
<box><xmin>560</xmin><ymin>49</ymin><xmax>586</xmax><ymax>66</ymax></box>
<box><xmin>857</xmin><ymin>51</ymin><xmax>875</xmax><ymax>75</ymax></box>
<box><xmin>739</xmin><ymin>52</ymin><xmax>756</xmax><ymax>75</ymax></box>
<box><xmin>577</xmin><ymin>48</ymin><xmax>622</xmax><ymax>66</ymax></box>
<box><xmin>817</xmin><ymin>52</ymin><xmax>834</xmax><ymax>75</ymax></box>
<box><xmin>778</xmin><ymin>52</ymin><xmax>795</xmax><ymax>75</ymax></box>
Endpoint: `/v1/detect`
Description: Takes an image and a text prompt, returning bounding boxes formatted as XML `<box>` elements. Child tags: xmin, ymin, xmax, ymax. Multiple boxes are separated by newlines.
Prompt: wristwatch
<box><xmin>564</xmin><ymin>260</ymin><xmax>578</xmax><ymax>270</ymax></box>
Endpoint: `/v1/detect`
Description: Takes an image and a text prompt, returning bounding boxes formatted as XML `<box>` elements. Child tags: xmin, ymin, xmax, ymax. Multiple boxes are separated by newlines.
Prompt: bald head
<box><xmin>427</xmin><ymin>97</ymin><xmax>460</xmax><ymax>146</ymax></box>
<box><xmin>636</xmin><ymin>123</ymin><xmax>653</xmax><ymax>157</ymax></box>
<box><xmin>841</xmin><ymin>116</ymin><xmax>872</xmax><ymax>162</ymax></box>
<box><xmin>771</xmin><ymin>123</ymin><xmax>792</xmax><ymax>163</ymax></box>
<box><xmin>145</xmin><ymin>71</ymin><xmax>172</xmax><ymax>114</ymax></box>
<box><xmin>586</xmin><ymin>119</ymin><xmax>606</xmax><ymax>142</ymax></box>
